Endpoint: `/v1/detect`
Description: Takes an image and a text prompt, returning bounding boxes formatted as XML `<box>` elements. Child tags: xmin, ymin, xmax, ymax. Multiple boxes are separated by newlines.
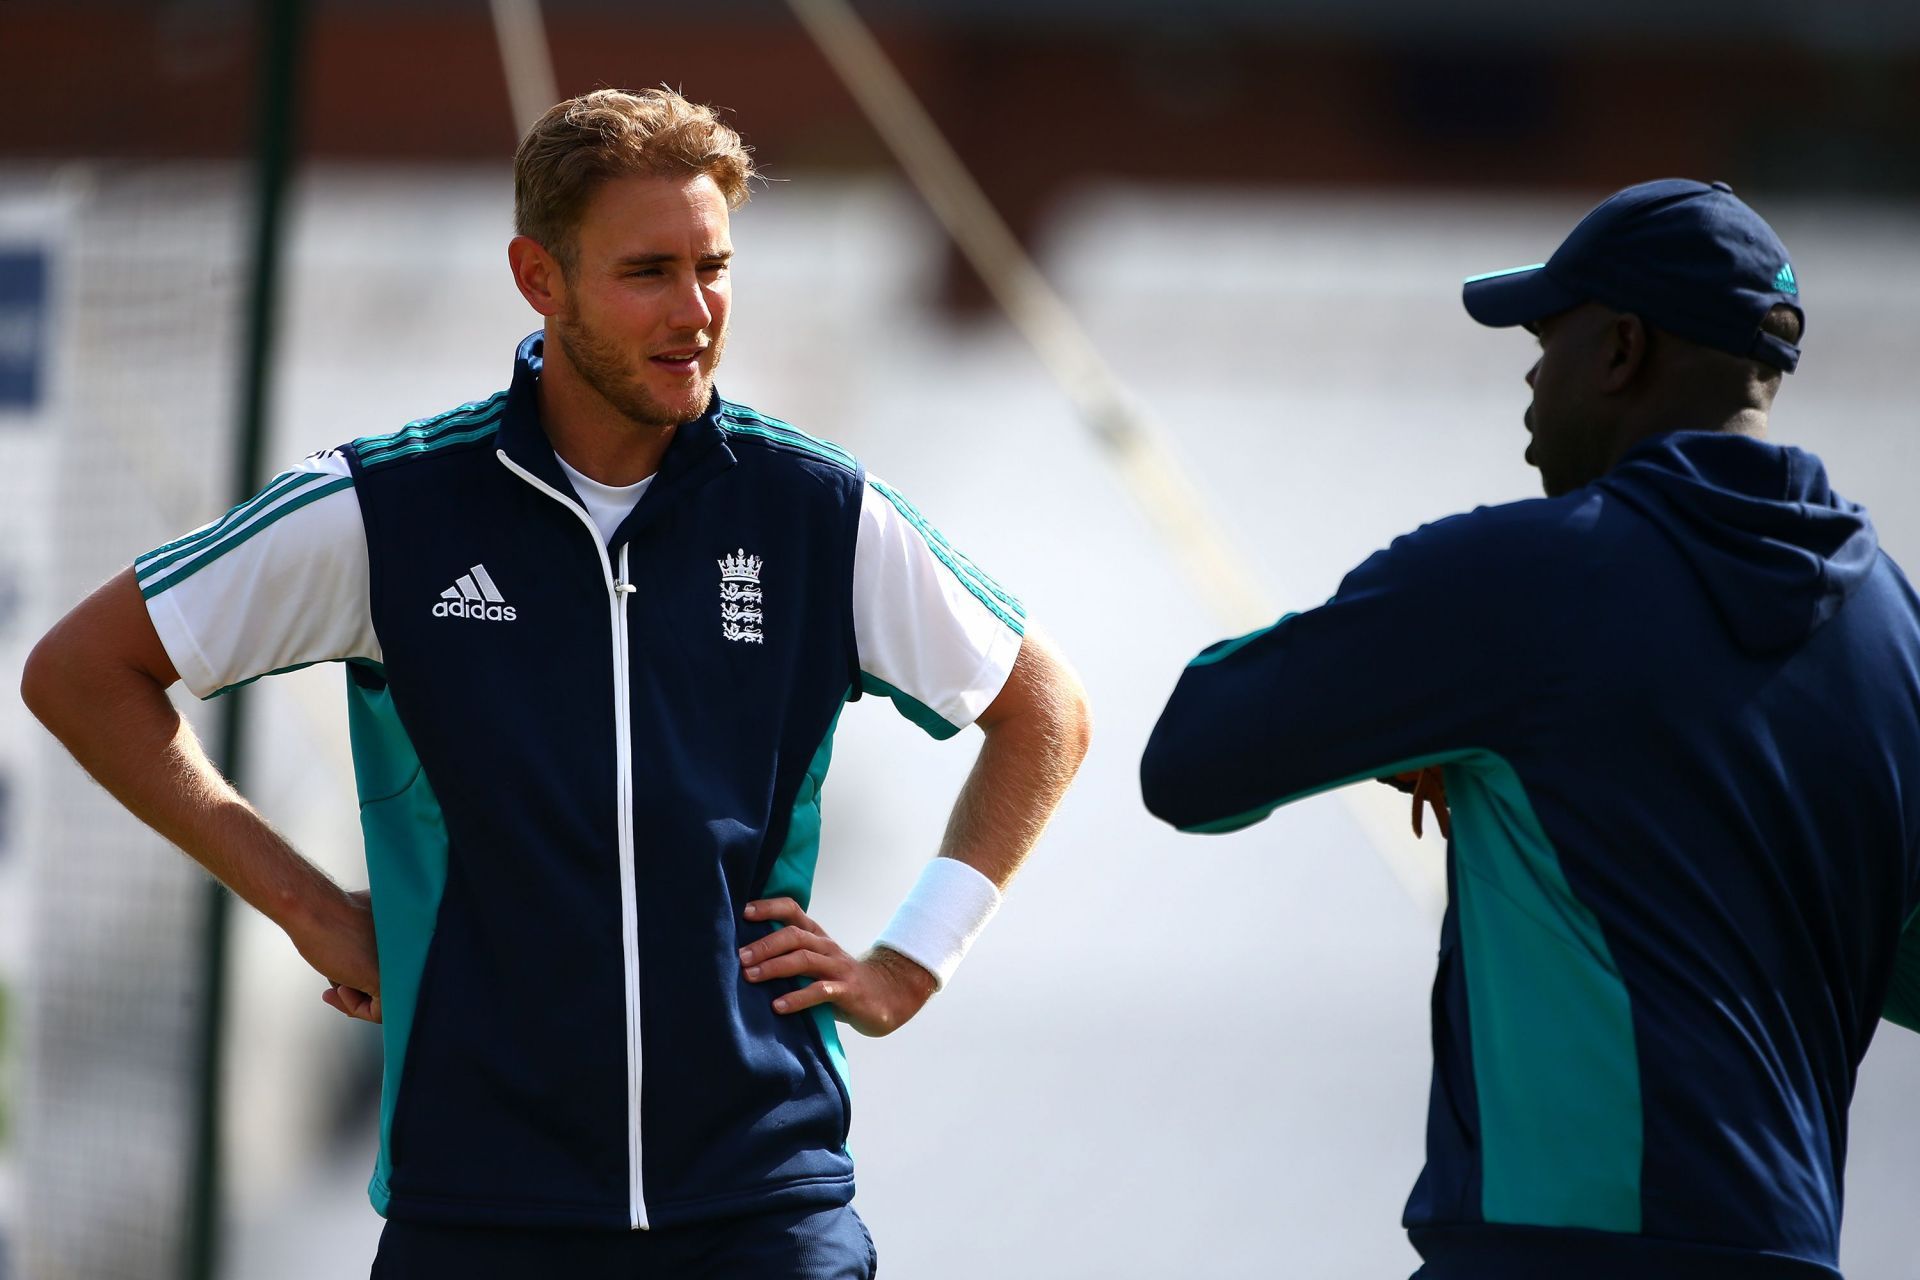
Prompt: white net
<box><xmin>13</xmin><ymin>164</ymin><xmax>244</xmax><ymax>1280</ymax></box>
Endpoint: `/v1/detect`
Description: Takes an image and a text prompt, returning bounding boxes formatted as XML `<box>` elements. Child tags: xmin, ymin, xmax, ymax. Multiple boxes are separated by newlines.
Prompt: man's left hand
<box><xmin>739</xmin><ymin>897</ymin><xmax>936</xmax><ymax>1037</ymax></box>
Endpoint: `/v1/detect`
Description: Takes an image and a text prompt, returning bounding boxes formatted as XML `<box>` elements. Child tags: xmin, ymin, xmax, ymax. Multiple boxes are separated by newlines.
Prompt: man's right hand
<box><xmin>296</xmin><ymin>887</ymin><xmax>383</xmax><ymax>1023</ymax></box>
<box><xmin>21</xmin><ymin>568</ymin><xmax>388</xmax><ymax>1022</ymax></box>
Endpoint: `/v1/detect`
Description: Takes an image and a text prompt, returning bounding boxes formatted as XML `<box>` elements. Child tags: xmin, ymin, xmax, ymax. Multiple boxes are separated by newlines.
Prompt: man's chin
<box><xmin>1540</xmin><ymin>469</ymin><xmax>1582</xmax><ymax>499</ymax></box>
<box><xmin>667</xmin><ymin>366</ymin><xmax>717</xmax><ymax>407</ymax></box>
<box><xmin>661</xmin><ymin>383</ymin><xmax>714</xmax><ymax>425</ymax></box>
<box><xmin>626</xmin><ymin>378</ymin><xmax>713</xmax><ymax>428</ymax></box>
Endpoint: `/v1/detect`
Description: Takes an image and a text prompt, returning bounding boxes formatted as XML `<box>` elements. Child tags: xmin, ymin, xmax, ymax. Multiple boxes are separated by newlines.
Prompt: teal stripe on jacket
<box><xmin>1446</xmin><ymin>751</ymin><xmax>1642</xmax><ymax>1230</ymax></box>
<box><xmin>868</xmin><ymin>479</ymin><xmax>1025</xmax><ymax>635</ymax></box>
<box><xmin>137</xmin><ymin>476</ymin><xmax>355</xmax><ymax>599</ymax></box>
<box><xmin>346</xmin><ymin>672</ymin><xmax>452</xmax><ymax>1216</ymax></box>
<box><xmin>758</xmin><ymin>701</ymin><xmax>854</xmax><ymax>1128</ymax></box>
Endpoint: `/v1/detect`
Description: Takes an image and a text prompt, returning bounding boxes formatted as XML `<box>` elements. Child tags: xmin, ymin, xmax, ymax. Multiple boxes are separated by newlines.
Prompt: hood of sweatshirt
<box><xmin>1599</xmin><ymin>431</ymin><xmax>1878</xmax><ymax>656</ymax></box>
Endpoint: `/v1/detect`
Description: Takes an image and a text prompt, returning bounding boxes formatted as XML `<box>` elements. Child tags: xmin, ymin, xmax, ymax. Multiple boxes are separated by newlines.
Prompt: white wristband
<box><xmin>873</xmin><ymin>858</ymin><xmax>1002</xmax><ymax>991</ymax></box>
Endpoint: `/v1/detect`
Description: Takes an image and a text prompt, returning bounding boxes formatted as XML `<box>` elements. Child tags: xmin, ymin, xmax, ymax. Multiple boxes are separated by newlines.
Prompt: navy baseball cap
<box><xmin>1462</xmin><ymin>178</ymin><xmax>1804</xmax><ymax>372</ymax></box>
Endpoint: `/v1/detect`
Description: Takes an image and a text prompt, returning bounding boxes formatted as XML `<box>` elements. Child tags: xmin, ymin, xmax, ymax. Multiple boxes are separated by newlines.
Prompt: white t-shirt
<box><xmin>137</xmin><ymin>448</ymin><xmax>1023</xmax><ymax>737</ymax></box>
<box><xmin>556</xmin><ymin>455</ymin><xmax>654</xmax><ymax>545</ymax></box>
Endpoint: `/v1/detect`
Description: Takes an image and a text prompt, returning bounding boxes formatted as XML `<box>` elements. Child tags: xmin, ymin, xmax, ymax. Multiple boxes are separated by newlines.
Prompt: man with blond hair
<box><xmin>23</xmin><ymin>87</ymin><xmax>1090</xmax><ymax>1278</ymax></box>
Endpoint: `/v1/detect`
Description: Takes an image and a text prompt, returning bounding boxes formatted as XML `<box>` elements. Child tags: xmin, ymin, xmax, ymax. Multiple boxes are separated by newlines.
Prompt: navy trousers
<box><xmin>371</xmin><ymin>1204</ymin><xmax>876</xmax><ymax>1279</ymax></box>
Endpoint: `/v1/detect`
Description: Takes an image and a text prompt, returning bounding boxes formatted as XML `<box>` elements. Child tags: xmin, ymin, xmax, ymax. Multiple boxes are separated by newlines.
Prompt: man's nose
<box><xmin>670</xmin><ymin>277</ymin><xmax>713</xmax><ymax>331</ymax></box>
<box><xmin>1524</xmin><ymin>358</ymin><xmax>1540</xmax><ymax>389</ymax></box>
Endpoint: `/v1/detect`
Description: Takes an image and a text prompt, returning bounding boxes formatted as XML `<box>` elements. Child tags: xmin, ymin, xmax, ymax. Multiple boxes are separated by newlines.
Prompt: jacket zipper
<box><xmin>611</xmin><ymin>542</ymin><xmax>644</xmax><ymax>1229</ymax></box>
<box><xmin>497</xmin><ymin>452</ymin><xmax>649</xmax><ymax>1230</ymax></box>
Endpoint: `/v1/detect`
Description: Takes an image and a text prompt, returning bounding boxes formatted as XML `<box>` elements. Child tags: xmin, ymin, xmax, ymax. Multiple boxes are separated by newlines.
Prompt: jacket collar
<box><xmin>496</xmin><ymin>331</ymin><xmax>737</xmax><ymax>544</ymax></box>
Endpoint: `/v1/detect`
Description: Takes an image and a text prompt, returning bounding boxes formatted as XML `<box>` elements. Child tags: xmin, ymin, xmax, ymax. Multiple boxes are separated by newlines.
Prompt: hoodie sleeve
<box><xmin>1141</xmin><ymin>513</ymin><xmax>1535</xmax><ymax>833</ymax></box>
<box><xmin>1883</xmin><ymin>907</ymin><xmax>1920</xmax><ymax>1033</ymax></box>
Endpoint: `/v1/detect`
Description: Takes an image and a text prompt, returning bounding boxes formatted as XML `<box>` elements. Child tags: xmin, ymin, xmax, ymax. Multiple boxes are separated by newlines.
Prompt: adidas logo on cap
<box><xmin>432</xmin><ymin>564</ymin><xmax>517</xmax><ymax>621</ymax></box>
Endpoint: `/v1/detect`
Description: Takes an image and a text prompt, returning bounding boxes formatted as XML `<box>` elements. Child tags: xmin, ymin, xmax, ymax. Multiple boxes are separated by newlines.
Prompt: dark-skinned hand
<box><xmin>1389</xmin><ymin>767</ymin><xmax>1453</xmax><ymax>840</ymax></box>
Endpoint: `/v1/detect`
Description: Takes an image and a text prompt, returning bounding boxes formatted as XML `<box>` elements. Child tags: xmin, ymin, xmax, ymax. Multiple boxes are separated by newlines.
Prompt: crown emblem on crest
<box><xmin>718</xmin><ymin>549</ymin><xmax>763</xmax><ymax>585</ymax></box>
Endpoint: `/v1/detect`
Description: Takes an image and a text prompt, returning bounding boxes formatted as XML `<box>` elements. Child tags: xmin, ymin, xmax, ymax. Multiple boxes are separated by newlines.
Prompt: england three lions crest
<box><xmin>718</xmin><ymin>549</ymin><xmax>764</xmax><ymax>644</ymax></box>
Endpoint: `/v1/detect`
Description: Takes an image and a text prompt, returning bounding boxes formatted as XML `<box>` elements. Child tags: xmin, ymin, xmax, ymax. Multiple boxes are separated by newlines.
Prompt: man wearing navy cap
<box><xmin>1141</xmin><ymin>179</ymin><xmax>1920</xmax><ymax>1278</ymax></box>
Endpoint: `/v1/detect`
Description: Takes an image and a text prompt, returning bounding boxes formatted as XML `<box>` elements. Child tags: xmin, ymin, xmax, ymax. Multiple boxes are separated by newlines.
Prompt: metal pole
<box><xmin>489</xmin><ymin>0</ymin><xmax>560</xmax><ymax>137</ymax></box>
<box><xmin>784</xmin><ymin>0</ymin><xmax>1272</xmax><ymax>634</ymax></box>
<box><xmin>185</xmin><ymin>0</ymin><xmax>309</xmax><ymax>1276</ymax></box>
<box><xmin>783</xmin><ymin>0</ymin><xmax>1447</xmax><ymax>919</ymax></box>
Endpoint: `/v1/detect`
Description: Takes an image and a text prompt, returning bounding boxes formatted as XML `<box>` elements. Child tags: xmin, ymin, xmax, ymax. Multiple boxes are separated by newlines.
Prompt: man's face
<box><xmin>551</xmin><ymin>172</ymin><xmax>733</xmax><ymax>429</ymax></box>
<box><xmin>1522</xmin><ymin>302</ymin><xmax>1616</xmax><ymax>498</ymax></box>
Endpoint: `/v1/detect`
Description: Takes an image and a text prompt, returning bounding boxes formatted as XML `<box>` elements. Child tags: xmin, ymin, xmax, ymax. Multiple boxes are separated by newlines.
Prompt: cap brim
<box><xmin>1462</xmin><ymin>263</ymin><xmax>1582</xmax><ymax>329</ymax></box>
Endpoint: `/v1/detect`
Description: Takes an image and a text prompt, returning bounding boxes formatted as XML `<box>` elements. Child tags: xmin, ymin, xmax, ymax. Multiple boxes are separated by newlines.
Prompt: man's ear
<box><xmin>508</xmin><ymin>235</ymin><xmax>566</xmax><ymax>318</ymax></box>
<box><xmin>1599</xmin><ymin>311</ymin><xmax>1649</xmax><ymax>393</ymax></box>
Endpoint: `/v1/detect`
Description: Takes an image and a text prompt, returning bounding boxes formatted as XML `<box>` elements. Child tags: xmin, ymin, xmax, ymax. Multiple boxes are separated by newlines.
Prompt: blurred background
<box><xmin>1</xmin><ymin>1</ymin><xmax>1918</xmax><ymax>1277</ymax></box>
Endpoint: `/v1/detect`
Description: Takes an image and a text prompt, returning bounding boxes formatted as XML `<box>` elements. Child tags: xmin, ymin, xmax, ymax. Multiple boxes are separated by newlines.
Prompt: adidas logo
<box><xmin>431</xmin><ymin>563</ymin><xmax>518</xmax><ymax>621</ymax></box>
<box><xmin>1775</xmin><ymin>262</ymin><xmax>1798</xmax><ymax>296</ymax></box>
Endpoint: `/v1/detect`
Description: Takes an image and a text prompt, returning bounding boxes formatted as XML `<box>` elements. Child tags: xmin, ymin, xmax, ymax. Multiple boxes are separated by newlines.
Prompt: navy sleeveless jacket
<box><xmin>345</xmin><ymin>335</ymin><xmax>865</xmax><ymax>1229</ymax></box>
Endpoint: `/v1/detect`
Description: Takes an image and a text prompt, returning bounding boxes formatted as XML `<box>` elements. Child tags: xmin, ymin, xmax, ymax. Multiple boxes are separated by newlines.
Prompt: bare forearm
<box><xmin>21</xmin><ymin>589</ymin><xmax>349</xmax><ymax>938</ymax></box>
<box><xmin>937</xmin><ymin>636</ymin><xmax>1091</xmax><ymax>888</ymax></box>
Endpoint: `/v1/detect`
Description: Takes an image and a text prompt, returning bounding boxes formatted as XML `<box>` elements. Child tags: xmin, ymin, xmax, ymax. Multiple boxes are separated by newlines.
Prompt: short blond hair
<box><xmin>513</xmin><ymin>87</ymin><xmax>755</xmax><ymax>267</ymax></box>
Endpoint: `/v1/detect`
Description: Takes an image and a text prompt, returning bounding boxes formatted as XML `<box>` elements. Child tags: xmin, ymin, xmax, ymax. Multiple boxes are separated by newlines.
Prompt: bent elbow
<box><xmin>1017</xmin><ymin>635</ymin><xmax>1091</xmax><ymax>774</ymax></box>
<box><xmin>1060</xmin><ymin>673</ymin><xmax>1093</xmax><ymax>768</ymax></box>
<box><xmin>19</xmin><ymin>631</ymin><xmax>64</xmax><ymax>729</ymax></box>
<box><xmin>1138</xmin><ymin>717</ymin><xmax>1197</xmax><ymax>829</ymax></box>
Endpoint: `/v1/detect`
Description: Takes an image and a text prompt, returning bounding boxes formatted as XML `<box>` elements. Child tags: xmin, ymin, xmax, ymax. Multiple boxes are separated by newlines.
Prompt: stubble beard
<box><xmin>553</xmin><ymin>307</ymin><xmax>725</xmax><ymax>430</ymax></box>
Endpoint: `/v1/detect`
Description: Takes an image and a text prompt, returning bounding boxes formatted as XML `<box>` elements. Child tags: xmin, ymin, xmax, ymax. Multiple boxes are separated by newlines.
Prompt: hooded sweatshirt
<box><xmin>1142</xmin><ymin>432</ymin><xmax>1920</xmax><ymax>1279</ymax></box>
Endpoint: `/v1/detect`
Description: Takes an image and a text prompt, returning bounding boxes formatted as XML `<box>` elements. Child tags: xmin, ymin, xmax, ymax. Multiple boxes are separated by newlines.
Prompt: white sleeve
<box><xmin>853</xmin><ymin>475</ymin><xmax>1025</xmax><ymax>739</ymax></box>
<box><xmin>136</xmin><ymin>449</ymin><xmax>379</xmax><ymax>699</ymax></box>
